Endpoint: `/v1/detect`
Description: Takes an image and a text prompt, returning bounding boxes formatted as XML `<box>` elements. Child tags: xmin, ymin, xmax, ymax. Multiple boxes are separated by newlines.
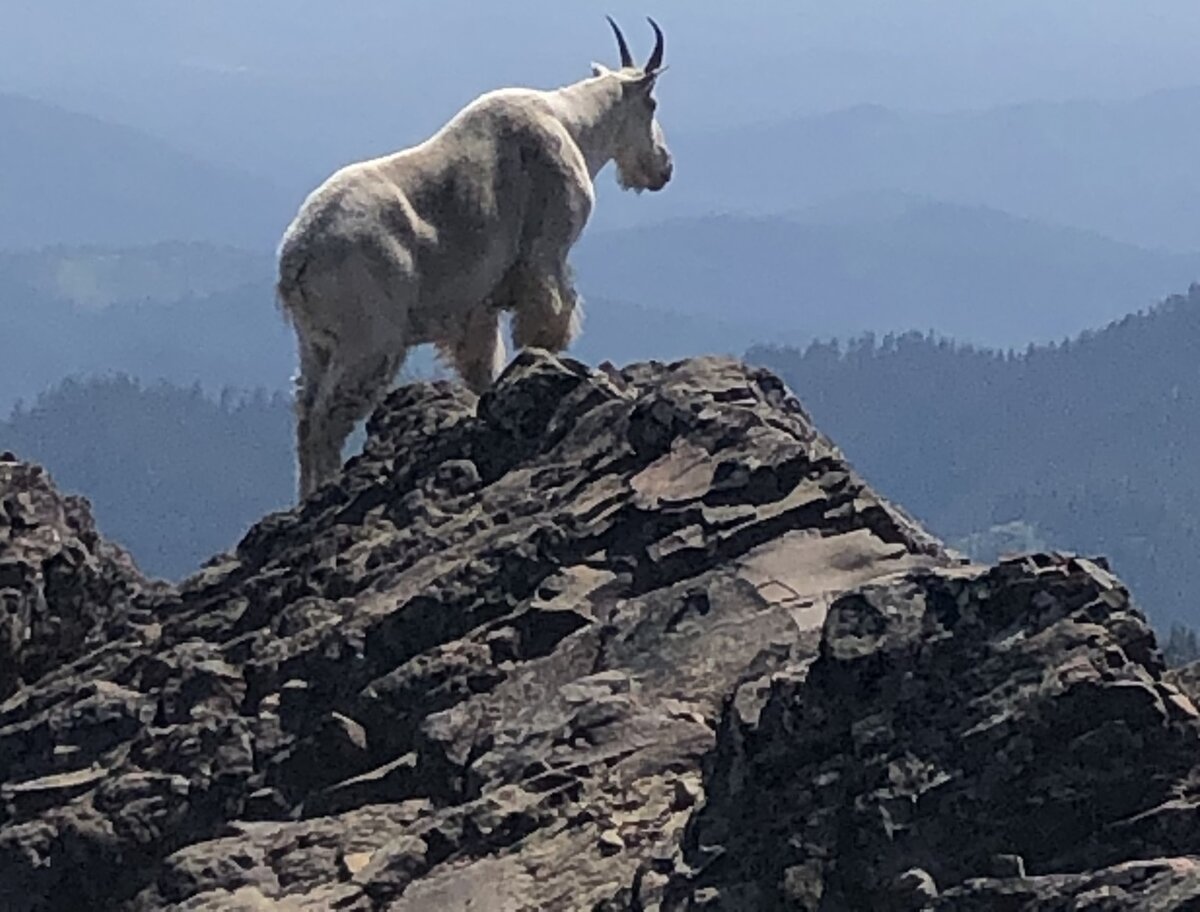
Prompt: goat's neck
<box><xmin>550</xmin><ymin>76</ymin><xmax>626</xmax><ymax>180</ymax></box>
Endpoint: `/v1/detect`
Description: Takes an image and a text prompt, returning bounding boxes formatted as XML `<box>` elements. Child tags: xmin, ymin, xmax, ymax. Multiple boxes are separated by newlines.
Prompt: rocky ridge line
<box><xmin>0</xmin><ymin>352</ymin><xmax>1195</xmax><ymax>911</ymax></box>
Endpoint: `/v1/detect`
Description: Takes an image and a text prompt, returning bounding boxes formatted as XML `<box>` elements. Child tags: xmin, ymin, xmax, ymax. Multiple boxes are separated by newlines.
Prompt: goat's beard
<box><xmin>614</xmin><ymin>161</ymin><xmax>649</xmax><ymax>194</ymax></box>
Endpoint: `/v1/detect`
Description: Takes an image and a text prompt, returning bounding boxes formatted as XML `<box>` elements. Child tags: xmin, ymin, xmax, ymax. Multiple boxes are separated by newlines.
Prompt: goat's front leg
<box><xmin>437</xmin><ymin>302</ymin><xmax>507</xmax><ymax>394</ymax></box>
<box><xmin>509</xmin><ymin>260</ymin><xmax>583</xmax><ymax>353</ymax></box>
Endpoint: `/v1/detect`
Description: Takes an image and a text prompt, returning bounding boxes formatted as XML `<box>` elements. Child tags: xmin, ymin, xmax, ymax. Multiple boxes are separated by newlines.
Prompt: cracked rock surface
<box><xmin>652</xmin><ymin>553</ymin><xmax>1200</xmax><ymax>911</ymax></box>
<box><xmin>0</xmin><ymin>453</ymin><xmax>161</xmax><ymax>702</ymax></box>
<box><xmin>0</xmin><ymin>352</ymin><xmax>1194</xmax><ymax>911</ymax></box>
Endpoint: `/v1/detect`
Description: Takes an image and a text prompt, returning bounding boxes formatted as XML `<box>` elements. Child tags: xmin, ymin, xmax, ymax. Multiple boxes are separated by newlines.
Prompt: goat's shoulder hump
<box><xmin>448</xmin><ymin>88</ymin><xmax>557</xmax><ymax>133</ymax></box>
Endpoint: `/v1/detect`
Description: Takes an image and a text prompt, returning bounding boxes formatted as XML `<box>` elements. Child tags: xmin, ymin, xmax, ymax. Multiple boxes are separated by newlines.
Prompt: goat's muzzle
<box><xmin>647</xmin><ymin>159</ymin><xmax>673</xmax><ymax>191</ymax></box>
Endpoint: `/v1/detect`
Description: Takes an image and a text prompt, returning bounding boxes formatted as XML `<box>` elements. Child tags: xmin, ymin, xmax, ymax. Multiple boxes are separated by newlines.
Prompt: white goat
<box><xmin>276</xmin><ymin>17</ymin><xmax>673</xmax><ymax>499</ymax></box>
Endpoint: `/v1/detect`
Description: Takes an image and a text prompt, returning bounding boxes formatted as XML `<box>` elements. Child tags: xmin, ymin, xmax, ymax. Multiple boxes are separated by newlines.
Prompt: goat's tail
<box><xmin>275</xmin><ymin>286</ymin><xmax>296</xmax><ymax>329</ymax></box>
<box><xmin>274</xmin><ymin>248</ymin><xmax>309</xmax><ymax>329</ymax></box>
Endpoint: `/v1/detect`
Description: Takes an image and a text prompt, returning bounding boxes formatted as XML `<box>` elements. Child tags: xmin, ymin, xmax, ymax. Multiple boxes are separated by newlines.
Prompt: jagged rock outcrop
<box><xmin>0</xmin><ymin>453</ymin><xmax>160</xmax><ymax>700</ymax></box>
<box><xmin>654</xmin><ymin>553</ymin><xmax>1200</xmax><ymax>910</ymax></box>
<box><xmin>0</xmin><ymin>352</ymin><xmax>1196</xmax><ymax>911</ymax></box>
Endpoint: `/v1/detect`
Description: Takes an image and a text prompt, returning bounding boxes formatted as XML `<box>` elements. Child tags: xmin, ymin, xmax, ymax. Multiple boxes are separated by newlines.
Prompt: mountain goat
<box><xmin>276</xmin><ymin>17</ymin><xmax>673</xmax><ymax>499</ymax></box>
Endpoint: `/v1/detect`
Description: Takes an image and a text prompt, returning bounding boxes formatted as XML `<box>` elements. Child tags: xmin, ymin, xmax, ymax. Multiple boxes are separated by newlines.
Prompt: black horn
<box><xmin>606</xmin><ymin>16</ymin><xmax>635</xmax><ymax>68</ymax></box>
<box><xmin>644</xmin><ymin>17</ymin><xmax>664</xmax><ymax>73</ymax></box>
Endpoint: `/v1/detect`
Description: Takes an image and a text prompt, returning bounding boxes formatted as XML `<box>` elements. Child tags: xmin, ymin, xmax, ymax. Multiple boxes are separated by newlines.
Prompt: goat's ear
<box><xmin>623</xmin><ymin>69</ymin><xmax>661</xmax><ymax>95</ymax></box>
<box><xmin>591</xmin><ymin>61</ymin><xmax>611</xmax><ymax>77</ymax></box>
<box><xmin>637</xmin><ymin>65</ymin><xmax>667</xmax><ymax>88</ymax></box>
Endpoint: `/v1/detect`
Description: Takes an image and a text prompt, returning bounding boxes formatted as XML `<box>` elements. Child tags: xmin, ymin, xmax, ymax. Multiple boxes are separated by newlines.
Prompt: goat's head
<box><xmin>593</xmin><ymin>16</ymin><xmax>673</xmax><ymax>193</ymax></box>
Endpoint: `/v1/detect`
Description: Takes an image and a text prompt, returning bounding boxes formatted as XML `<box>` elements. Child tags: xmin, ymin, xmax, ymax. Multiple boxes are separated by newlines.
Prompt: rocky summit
<box><xmin>1</xmin><ymin>352</ymin><xmax>1198</xmax><ymax>911</ymax></box>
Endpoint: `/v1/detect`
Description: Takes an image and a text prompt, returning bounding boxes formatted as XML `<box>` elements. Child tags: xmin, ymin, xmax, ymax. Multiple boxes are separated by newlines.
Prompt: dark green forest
<box><xmin>1</xmin><ymin>375</ymin><xmax>294</xmax><ymax>579</ymax></box>
<box><xmin>748</xmin><ymin>282</ymin><xmax>1200</xmax><ymax>630</ymax></box>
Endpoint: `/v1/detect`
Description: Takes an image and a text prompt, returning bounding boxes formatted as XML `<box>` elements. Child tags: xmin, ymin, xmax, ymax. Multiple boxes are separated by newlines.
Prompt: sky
<box><xmin>6</xmin><ymin>1</ymin><xmax>1200</xmax><ymax>127</ymax></box>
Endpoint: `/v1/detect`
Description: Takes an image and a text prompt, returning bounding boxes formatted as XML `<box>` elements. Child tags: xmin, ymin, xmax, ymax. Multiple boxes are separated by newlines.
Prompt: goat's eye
<box><xmin>647</xmin><ymin>98</ymin><xmax>658</xmax><ymax>112</ymax></box>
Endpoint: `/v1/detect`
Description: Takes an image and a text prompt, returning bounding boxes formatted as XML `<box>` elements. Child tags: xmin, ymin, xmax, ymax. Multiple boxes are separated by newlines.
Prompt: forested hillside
<box><xmin>748</xmin><ymin>283</ymin><xmax>1200</xmax><ymax>627</ymax></box>
<box><xmin>0</xmin><ymin>376</ymin><xmax>294</xmax><ymax>579</ymax></box>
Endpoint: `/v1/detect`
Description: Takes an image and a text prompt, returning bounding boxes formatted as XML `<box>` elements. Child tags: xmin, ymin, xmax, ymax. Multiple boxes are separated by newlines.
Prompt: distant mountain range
<box><xmin>4</xmin><ymin>191</ymin><xmax>1200</xmax><ymax>413</ymax></box>
<box><xmin>0</xmin><ymin>93</ymin><xmax>293</xmax><ymax>250</ymax></box>
<box><xmin>574</xmin><ymin>194</ymin><xmax>1200</xmax><ymax>349</ymax></box>
<box><xmin>4</xmin><ymin>81</ymin><xmax>1200</xmax><ymax>413</ymax></box>
<box><xmin>616</xmin><ymin>88</ymin><xmax>1200</xmax><ymax>251</ymax></box>
<box><xmin>6</xmin><ymin>81</ymin><xmax>1200</xmax><ymax>256</ymax></box>
<box><xmin>0</xmin><ymin>241</ymin><xmax>266</xmax><ymax>308</ymax></box>
<box><xmin>7</xmin><ymin>1</ymin><xmax>1200</xmax><ymax>249</ymax></box>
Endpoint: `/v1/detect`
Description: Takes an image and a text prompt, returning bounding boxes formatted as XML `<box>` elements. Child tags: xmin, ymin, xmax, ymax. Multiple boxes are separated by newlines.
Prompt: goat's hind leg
<box><xmin>299</xmin><ymin>343</ymin><xmax>405</xmax><ymax>498</ymax></box>
<box><xmin>293</xmin><ymin>335</ymin><xmax>334</xmax><ymax>500</ymax></box>
<box><xmin>291</xmin><ymin>247</ymin><xmax>415</xmax><ymax>499</ymax></box>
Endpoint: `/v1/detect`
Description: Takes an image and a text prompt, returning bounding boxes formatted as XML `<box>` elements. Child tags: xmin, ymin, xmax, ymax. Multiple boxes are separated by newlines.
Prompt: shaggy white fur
<box><xmin>276</xmin><ymin>17</ymin><xmax>673</xmax><ymax>499</ymax></box>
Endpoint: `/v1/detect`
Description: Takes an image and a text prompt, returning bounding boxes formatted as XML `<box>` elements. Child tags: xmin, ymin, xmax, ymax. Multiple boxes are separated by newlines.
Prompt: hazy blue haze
<box><xmin>5</xmin><ymin>2</ymin><xmax>1200</xmax><ymax>238</ymax></box>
